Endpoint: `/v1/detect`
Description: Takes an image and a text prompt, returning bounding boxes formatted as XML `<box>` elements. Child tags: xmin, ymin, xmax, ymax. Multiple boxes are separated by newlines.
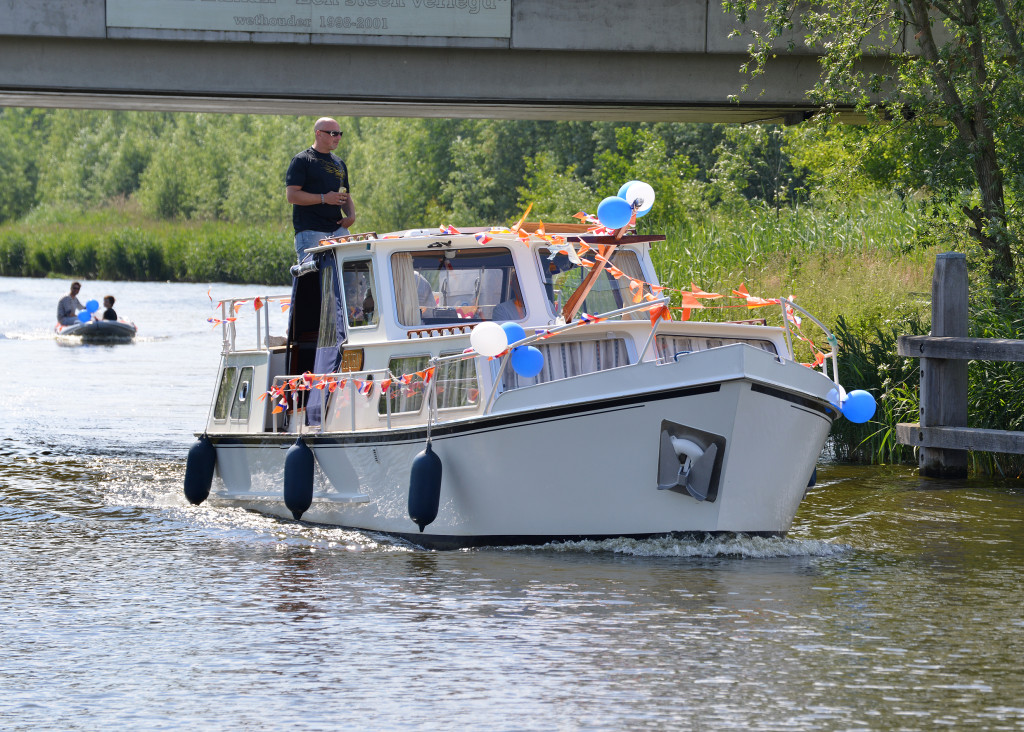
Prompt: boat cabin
<box><xmin>208</xmin><ymin>226</ymin><xmax>792</xmax><ymax>437</ymax></box>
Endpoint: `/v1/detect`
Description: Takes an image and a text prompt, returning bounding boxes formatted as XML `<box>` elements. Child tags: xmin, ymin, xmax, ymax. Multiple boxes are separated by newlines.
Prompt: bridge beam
<box><xmin>0</xmin><ymin>1</ymin><xmax>892</xmax><ymax>122</ymax></box>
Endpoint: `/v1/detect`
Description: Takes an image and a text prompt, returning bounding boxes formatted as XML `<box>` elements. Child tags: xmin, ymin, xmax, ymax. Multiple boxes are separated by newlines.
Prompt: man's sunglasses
<box><xmin>318</xmin><ymin>130</ymin><xmax>343</xmax><ymax>138</ymax></box>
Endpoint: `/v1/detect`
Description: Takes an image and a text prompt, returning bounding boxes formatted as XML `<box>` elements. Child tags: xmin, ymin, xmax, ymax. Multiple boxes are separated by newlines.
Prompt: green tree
<box><xmin>724</xmin><ymin>0</ymin><xmax>1024</xmax><ymax>289</ymax></box>
<box><xmin>0</xmin><ymin>108</ymin><xmax>44</xmax><ymax>223</ymax></box>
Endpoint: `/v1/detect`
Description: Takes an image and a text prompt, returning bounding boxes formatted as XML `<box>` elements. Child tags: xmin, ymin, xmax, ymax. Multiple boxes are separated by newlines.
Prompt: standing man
<box><xmin>285</xmin><ymin>117</ymin><xmax>357</xmax><ymax>261</ymax></box>
<box><xmin>56</xmin><ymin>281</ymin><xmax>85</xmax><ymax>326</ymax></box>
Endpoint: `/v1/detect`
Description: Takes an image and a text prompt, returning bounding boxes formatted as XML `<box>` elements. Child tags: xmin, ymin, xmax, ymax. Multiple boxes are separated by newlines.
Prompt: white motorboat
<box><xmin>184</xmin><ymin>222</ymin><xmax>854</xmax><ymax>549</ymax></box>
<box><xmin>55</xmin><ymin>319</ymin><xmax>137</xmax><ymax>344</ymax></box>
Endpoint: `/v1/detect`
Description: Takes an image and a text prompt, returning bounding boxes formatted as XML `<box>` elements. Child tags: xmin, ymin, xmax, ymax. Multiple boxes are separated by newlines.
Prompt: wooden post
<box><xmin>919</xmin><ymin>252</ymin><xmax>968</xmax><ymax>478</ymax></box>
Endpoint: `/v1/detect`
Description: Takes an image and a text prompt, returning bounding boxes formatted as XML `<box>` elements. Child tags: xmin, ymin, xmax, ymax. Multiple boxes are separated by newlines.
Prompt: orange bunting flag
<box><xmin>233</xmin><ymin>302</ymin><xmax>245</xmax><ymax>314</ymax></box>
<box><xmin>606</xmin><ymin>265</ymin><xmax>624</xmax><ymax>280</ymax></box>
<box><xmin>279</xmin><ymin>297</ymin><xmax>291</xmax><ymax>312</ymax></box>
<box><xmin>648</xmin><ymin>305</ymin><xmax>671</xmax><ymax>324</ymax></box>
<box><xmin>629</xmin><ymin>279</ymin><xmax>645</xmax><ymax>304</ymax></box>
<box><xmin>689</xmin><ymin>283</ymin><xmax>722</xmax><ymax>300</ymax></box>
<box><xmin>254</xmin><ymin>297</ymin><xmax>264</xmax><ymax>311</ymax></box>
<box><xmin>679</xmin><ymin>292</ymin><xmax>706</xmax><ymax>310</ymax></box>
<box><xmin>731</xmin><ymin>283</ymin><xmax>778</xmax><ymax>309</ymax></box>
<box><xmin>510</xmin><ymin>203</ymin><xmax>534</xmax><ymax>233</ymax></box>
<box><xmin>802</xmin><ymin>351</ymin><xmax>826</xmax><ymax>368</ymax></box>
<box><xmin>578</xmin><ymin>258</ymin><xmax>595</xmax><ymax>268</ymax></box>
<box><xmin>379</xmin><ymin>379</ymin><xmax>392</xmax><ymax>394</ymax></box>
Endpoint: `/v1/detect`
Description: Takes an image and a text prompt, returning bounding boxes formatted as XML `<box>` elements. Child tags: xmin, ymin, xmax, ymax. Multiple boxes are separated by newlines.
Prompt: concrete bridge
<box><xmin>0</xmin><ymin>0</ymin><xmax>895</xmax><ymax>122</ymax></box>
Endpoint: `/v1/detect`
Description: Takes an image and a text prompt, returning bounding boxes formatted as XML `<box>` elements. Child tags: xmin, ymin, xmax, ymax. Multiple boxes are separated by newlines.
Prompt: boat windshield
<box><xmin>392</xmin><ymin>247</ymin><xmax>524</xmax><ymax>326</ymax></box>
<box><xmin>538</xmin><ymin>247</ymin><xmax>648</xmax><ymax>320</ymax></box>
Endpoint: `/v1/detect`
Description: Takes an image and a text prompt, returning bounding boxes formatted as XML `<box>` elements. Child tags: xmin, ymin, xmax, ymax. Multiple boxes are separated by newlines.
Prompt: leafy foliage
<box><xmin>723</xmin><ymin>0</ymin><xmax>1024</xmax><ymax>291</ymax></box>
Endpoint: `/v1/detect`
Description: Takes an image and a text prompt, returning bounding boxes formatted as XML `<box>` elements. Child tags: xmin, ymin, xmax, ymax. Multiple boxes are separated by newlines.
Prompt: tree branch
<box><xmin>990</xmin><ymin>0</ymin><xmax>1024</xmax><ymax>67</ymax></box>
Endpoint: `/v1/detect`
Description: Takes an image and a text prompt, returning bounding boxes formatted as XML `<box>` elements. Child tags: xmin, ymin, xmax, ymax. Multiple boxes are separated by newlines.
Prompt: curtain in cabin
<box><xmin>502</xmin><ymin>338</ymin><xmax>629</xmax><ymax>390</ymax></box>
<box><xmin>392</xmin><ymin>252</ymin><xmax>422</xmax><ymax>326</ymax></box>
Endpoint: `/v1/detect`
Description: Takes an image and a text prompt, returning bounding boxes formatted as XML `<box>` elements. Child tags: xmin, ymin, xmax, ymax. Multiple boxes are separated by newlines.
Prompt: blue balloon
<box><xmin>500</xmin><ymin>321</ymin><xmax>526</xmax><ymax>345</ymax></box>
<box><xmin>86</xmin><ymin>299</ymin><xmax>99</xmax><ymax>313</ymax></box>
<box><xmin>77</xmin><ymin>310</ymin><xmax>91</xmax><ymax>323</ymax></box>
<box><xmin>617</xmin><ymin>180</ymin><xmax>640</xmax><ymax>199</ymax></box>
<box><xmin>842</xmin><ymin>390</ymin><xmax>877</xmax><ymax>423</ymax></box>
<box><xmin>511</xmin><ymin>345</ymin><xmax>544</xmax><ymax>378</ymax></box>
<box><xmin>597</xmin><ymin>196</ymin><xmax>632</xmax><ymax>230</ymax></box>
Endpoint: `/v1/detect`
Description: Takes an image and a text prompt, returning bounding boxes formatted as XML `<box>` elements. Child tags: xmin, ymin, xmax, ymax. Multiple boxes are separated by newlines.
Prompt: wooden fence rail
<box><xmin>895</xmin><ymin>251</ymin><xmax>1024</xmax><ymax>477</ymax></box>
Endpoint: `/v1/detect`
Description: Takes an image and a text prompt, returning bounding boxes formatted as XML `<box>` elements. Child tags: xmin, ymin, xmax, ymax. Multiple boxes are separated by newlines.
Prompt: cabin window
<box><xmin>342</xmin><ymin>259</ymin><xmax>378</xmax><ymax>328</ymax></box>
<box><xmin>379</xmin><ymin>355</ymin><xmax>430</xmax><ymax>415</ymax></box>
<box><xmin>655</xmin><ymin>335</ymin><xmax>778</xmax><ymax>361</ymax></box>
<box><xmin>392</xmin><ymin>247</ymin><xmax>523</xmax><ymax>326</ymax></box>
<box><xmin>213</xmin><ymin>366</ymin><xmax>238</xmax><ymax>420</ymax></box>
<box><xmin>502</xmin><ymin>338</ymin><xmax>631</xmax><ymax>390</ymax></box>
<box><xmin>436</xmin><ymin>350</ymin><xmax>479</xmax><ymax>410</ymax></box>
<box><xmin>229</xmin><ymin>366</ymin><xmax>254</xmax><ymax>420</ymax></box>
<box><xmin>538</xmin><ymin>247</ymin><xmax>647</xmax><ymax>320</ymax></box>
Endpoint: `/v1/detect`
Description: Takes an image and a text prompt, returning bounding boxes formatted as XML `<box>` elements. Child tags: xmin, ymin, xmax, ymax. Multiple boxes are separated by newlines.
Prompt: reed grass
<box><xmin>0</xmin><ymin>205</ymin><xmax>293</xmax><ymax>285</ymax></box>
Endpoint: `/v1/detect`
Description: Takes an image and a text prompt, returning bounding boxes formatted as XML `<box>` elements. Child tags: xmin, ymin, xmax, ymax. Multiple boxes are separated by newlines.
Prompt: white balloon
<box><xmin>623</xmin><ymin>181</ymin><xmax>656</xmax><ymax>217</ymax></box>
<box><xmin>470</xmin><ymin>321</ymin><xmax>509</xmax><ymax>357</ymax></box>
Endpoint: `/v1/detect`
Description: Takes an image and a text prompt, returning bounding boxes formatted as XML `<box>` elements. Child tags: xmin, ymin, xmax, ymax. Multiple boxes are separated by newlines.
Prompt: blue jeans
<box><xmin>295</xmin><ymin>226</ymin><xmax>350</xmax><ymax>262</ymax></box>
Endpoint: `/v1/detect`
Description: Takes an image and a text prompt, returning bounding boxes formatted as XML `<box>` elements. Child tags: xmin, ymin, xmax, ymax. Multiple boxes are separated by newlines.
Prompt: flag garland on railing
<box><xmin>260</xmin><ymin>366</ymin><xmax>438</xmax><ymax>413</ymax></box>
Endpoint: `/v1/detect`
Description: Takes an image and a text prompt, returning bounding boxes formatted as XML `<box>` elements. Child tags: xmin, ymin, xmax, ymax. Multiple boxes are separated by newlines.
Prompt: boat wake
<box><xmin>507</xmin><ymin>533</ymin><xmax>851</xmax><ymax>558</ymax></box>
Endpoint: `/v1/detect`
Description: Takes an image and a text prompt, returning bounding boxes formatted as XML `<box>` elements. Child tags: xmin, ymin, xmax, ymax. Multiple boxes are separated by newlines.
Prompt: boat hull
<box><xmin>206</xmin><ymin>348</ymin><xmax>836</xmax><ymax>548</ymax></box>
<box><xmin>55</xmin><ymin>320</ymin><xmax>137</xmax><ymax>344</ymax></box>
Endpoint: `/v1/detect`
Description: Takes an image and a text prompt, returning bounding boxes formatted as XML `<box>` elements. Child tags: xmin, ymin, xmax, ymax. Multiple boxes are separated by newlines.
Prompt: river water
<box><xmin>2</xmin><ymin>275</ymin><xmax>1023</xmax><ymax>731</ymax></box>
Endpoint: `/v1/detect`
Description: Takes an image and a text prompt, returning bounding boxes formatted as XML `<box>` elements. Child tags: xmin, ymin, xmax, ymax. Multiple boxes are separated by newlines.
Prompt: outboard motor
<box><xmin>408</xmin><ymin>442</ymin><xmax>442</xmax><ymax>532</ymax></box>
<box><xmin>183</xmin><ymin>434</ymin><xmax>216</xmax><ymax>505</ymax></box>
<box><xmin>283</xmin><ymin>438</ymin><xmax>315</xmax><ymax>520</ymax></box>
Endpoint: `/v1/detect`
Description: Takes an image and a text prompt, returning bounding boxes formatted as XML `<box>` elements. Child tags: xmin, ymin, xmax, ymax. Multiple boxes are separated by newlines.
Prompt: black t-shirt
<box><xmin>103</xmin><ymin>308</ymin><xmax>117</xmax><ymax>321</ymax></box>
<box><xmin>285</xmin><ymin>147</ymin><xmax>350</xmax><ymax>233</ymax></box>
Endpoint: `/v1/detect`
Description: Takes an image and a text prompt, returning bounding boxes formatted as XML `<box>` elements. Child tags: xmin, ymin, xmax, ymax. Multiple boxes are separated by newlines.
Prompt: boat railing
<box><xmin>472</xmin><ymin>298</ymin><xmax>672</xmax><ymax>414</ymax></box>
<box><xmin>778</xmin><ymin>297</ymin><xmax>840</xmax><ymax>385</ymax></box>
<box><xmin>218</xmin><ymin>295</ymin><xmax>290</xmax><ymax>355</ymax></box>
<box><xmin>269</xmin><ymin>366</ymin><xmax>400</xmax><ymax>433</ymax></box>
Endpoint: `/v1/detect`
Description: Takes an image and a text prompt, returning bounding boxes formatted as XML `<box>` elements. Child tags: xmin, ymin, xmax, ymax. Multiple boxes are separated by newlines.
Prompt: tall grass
<box><xmin>0</xmin><ymin>205</ymin><xmax>293</xmax><ymax>285</ymax></box>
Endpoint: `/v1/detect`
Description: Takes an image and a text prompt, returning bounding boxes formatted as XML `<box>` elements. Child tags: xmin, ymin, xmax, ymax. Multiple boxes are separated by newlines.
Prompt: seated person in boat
<box><xmin>491</xmin><ymin>278</ymin><xmax>526</xmax><ymax>321</ymax></box>
<box><xmin>102</xmin><ymin>295</ymin><xmax>117</xmax><ymax>321</ymax></box>
<box><xmin>57</xmin><ymin>281</ymin><xmax>85</xmax><ymax>326</ymax></box>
